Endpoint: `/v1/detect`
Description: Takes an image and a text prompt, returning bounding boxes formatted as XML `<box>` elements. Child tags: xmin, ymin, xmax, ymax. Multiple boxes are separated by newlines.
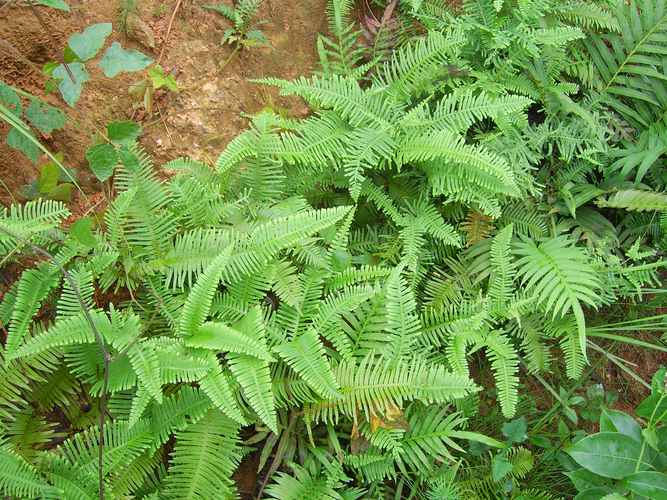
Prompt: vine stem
<box><xmin>635</xmin><ymin>392</ymin><xmax>667</xmax><ymax>475</ymax></box>
<box><xmin>0</xmin><ymin>224</ymin><xmax>110</xmax><ymax>500</ymax></box>
<box><xmin>158</xmin><ymin>0</ymin><xmax>184</xmax><ymax>64</ymax></box>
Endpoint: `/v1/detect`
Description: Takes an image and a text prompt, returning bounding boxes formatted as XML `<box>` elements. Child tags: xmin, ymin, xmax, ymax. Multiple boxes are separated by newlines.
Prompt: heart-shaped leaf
<box><xmin>107</xmin><ymin>121</ymin><xmax>142</xmax><ymax>145</ymax></box>
<box><xmin>86</xmin><ymin>143</ymin><xmax>117</xmax><ymax>182</ymax></box>
<box><xmin>6</xmin><ymin>127</ymin><xmax>40</xmax><ymax>163</ymax></box>
<box><xmin>68</xmin><ymin>23</ymin><xmax>112</xmax><ymax>61</ymax></box>
<box><xmin>99</xmin><ymin>42</ymin><xmax>153</xmax><ymax>77</ymax></box>
<box><xmin>53</xmin><ymin>63</ymin><xmax>90</xmax><ymax>107</ymax></box>
<box><xmin>25</xmin><ymin>99</ymin><xmax>66</xmax><ymax>134</ymax></box>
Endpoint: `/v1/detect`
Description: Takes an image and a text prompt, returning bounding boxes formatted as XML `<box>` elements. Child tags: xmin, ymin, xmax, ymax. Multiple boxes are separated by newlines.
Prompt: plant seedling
<box><xmin>129</xmin><ymin>65</ymin><xmax>179</xmax><ymax>116</ymax></box>
<box><xmin>21</xmin><ymin>153</ymin><xmax>76</xmax><ymax>202</ymax></box>
<box><xmin>204</xmin><ymin>0</ymin><xmax>268</xmax><ymax>49</ymax></box>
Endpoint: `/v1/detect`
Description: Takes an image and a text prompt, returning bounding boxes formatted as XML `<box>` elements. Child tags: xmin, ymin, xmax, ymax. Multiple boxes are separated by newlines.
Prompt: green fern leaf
<box><xmin>128</xmin><ymin>340</ymin><xmax>162</xmax><ymax>403</ymax></box>
<box><xmin>228</xmin><ymin>353</ymin><xmax>277</xmax><ymax>432</ymax></box>
<box><xmin>485</xmin><ymin>330</ymin><xmax>519</xmax><ymax>418</ymax></box>
<box><xmin>0</xmin><ymin>446</ymin><xmax>55</xmax><ymax>498</ymax></box>
<box><xmin>488</xmin><ymin>224</ymin><xmax>516</xmax><ymax>309</ymax></box>
<box><xmin>514</xmin><ymin>236</ymin><xmax>600</xmax><ymax>361</ymax></box>
<box><xmin>178</xmin><ymin>245</ymin><xmax>234</xmax><ymax>337</ymax></box>
<box><xmin>164</xmin><ymin>410</ymin><xmax>242</xmax><ymax>499</ymax></box>
<box><xmin>274</xmin><ymin>328</ymin><xmax>341</xmax><ymax>400</ymax></box>
<box><xmin>198</xmin><ymin>367</ymin><xmax>246</xmax><ymax>425</ymax></box>
<box><xmin>186</xmin><ymin>321</ymin><xmax>274</xmax><ymax>361</ymax></box>
<box><xmin>597</xmin><ymin>189</ymin><xmax>667</xmax><ymax>211</ymax></box>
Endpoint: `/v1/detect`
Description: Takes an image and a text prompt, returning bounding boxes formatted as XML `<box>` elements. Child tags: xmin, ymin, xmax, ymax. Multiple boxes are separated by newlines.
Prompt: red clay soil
<box><xmin>0</xmin><ymin>0</ymin><xmax>328</xmax><ymax>205</ymax></box>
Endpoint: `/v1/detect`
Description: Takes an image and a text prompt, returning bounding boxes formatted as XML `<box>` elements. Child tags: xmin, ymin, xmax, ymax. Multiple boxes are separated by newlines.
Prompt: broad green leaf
<box><xmin>148</xmin><ymin>65</ymin><xmax>179</xmax><ymax>92</ymax></box>
<box><xmin>574</xmin><ymin>489</ymin><xmax>613</xmax><ymax>500</ymax></box>
<box><xmin>449</xmin><ymin>431</ymin><xmax>504</xmax><ymax>448</ymax></box>
<box><xmin>107</xmin><ymin>121</ymin><xmax>142</xmax><ymax>145</ymax></box>
<box><xmin>637</xmin><ymin>393</ymin><xmax>667</xmax><ymax>422</ymax></box>
<box><xmin>502</xmin><ymin>417</ymin><xmax>527</xmax><ymax>444</ymax></box>
<box><xmin>7</xmin><ymin>127</ymin><xmax>40</xmax><ymax>163</ymax></box>
<box><xmin>622</xmin><ymin>471</ymin><xmax>667</xmax><ymax>499</ymax></box>
<box><xmin>643</xmin><ymin>427</ymin><xmax>660</xmax><ymax>451</ymax></box>
<box><xmin>0</xmin><ymin>81</ymin><xmax>21</xmax><ymax>117</ymax></box>
<box><xmin>35</xmin><ymin>0</ymin><xmax>70</xmax><ymax>10</ymax></box>
<box><xmin>25</xmin><ymin>99</ymin><xmax>66</xmax><ymax>134</ymax></box>
<box><xmin>68</xmin><ymin>23</ymin><xmax>112</xmax><ymax>61</ymax></box>
<box><xmin>566</xmin><ymin>468</ymin><xmax>613</xmax><ymax>491</ymax></box>
<box><xmin>567</xmin><ymin>432</ymin><xmax>649</xmax><ymax>479</ymax></box>
<box><xmin>599</xmin><ymin>409</ymin><xmax>641</xmax><ymax>442</ymax></box>
<box><xmin>63</xmin><ymin>46</ymin><xmax>81</xmax><ymax>63</ymax></box>
<box><xmin>99</xmin><ymin>42</ymin><xmax>153</xmax><ymax>77</ymax></box>
<box><xmin>70</xmin><ymin>217</ymin><xmax>96</xmax><ymax>247</ymax></box>
<box><xmin>38</xmin><ymin>162</ymin><xmax>59</xmax><ymax>193</ymax></box>
<box><xmin>47</xmin><ymin>183</ymin><xmax>72</xmax><ymax>202</ymax></box>
<box><xmin>53</xmin><ymin>63</ymin><xmax>90</xmax><ymax>107</ymax></box>
<box><xmin>85</xmin><ymin>143</ymin><xmax>117</xmax><ymax>181</ymax></box>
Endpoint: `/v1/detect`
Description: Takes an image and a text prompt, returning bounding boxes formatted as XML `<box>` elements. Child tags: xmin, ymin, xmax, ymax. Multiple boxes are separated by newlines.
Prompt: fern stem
<box><xmin>220</xmin><ymin>46</ymin><xmax>241</xmax><ymax>71</ymax></box>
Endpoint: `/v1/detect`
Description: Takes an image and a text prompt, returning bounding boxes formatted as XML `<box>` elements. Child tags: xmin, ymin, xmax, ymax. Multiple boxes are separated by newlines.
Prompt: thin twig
<box><xmin>0</xmin><ymin>224</ymin><xmax>110</xmax><ymax>500</ymax></box>
<box><xmin>158</xmin><ymin>0</ymin><xmax>183</xmax><ymax>64</ymax></box>
<box><xmin>27</xmin><ymin>2</ymin><xmax>76</xmax><ymax>84</ymax></box>
<box><xmin>155</xmin><ymin>102</ymin><xmax>174</xmax><ymax>146</ymax></box>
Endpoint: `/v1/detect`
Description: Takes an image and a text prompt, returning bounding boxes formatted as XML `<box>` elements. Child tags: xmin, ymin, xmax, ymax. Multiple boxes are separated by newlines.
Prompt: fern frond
<box><xmin>596</xmin><ymin>189</ymin><xmax>667</xmax><ymax>211</ymax></box>
<box><xmin>384</xmin><ymin>266</ymin><xmax>421</xmax><ymax>363</ymax></box>
<box><xmin>485</xmin><ymin>330</ymin><xmax>519</xmax><ymax>418</ymax></box>
<box><xmin>309</xmin><ymin>356</ymin><xmax>477</xmax><ymax>423</ymax></box>
<box><xmin>514</xmin><ymin>235</ymin><xmax>600</xmax><ymax>360</ymax></box>
<box><xmin>488</xmin><ymin>224</ymin><xmax>516</xmax><ymax>309</ymax></box>
<box><xmin>274</xmin><ymin>328</ymin><xmax>341</xmax><ymax>399</ymax></box>
<box><xmin>11</xmin><ymin>311</ymin><xmax>111</xmax><ymax>360</ymax></box>
<box><xmin>178</xmin><ymin>245</ymin><xmax>234</xmax><ymax>337</ymax></box>
<box><xmin>198</xmin><ymin>367</ymin><xmax>246</xmax><ymax>425</ymax></box>
<box><xmin>6</xmin><ymin>267</ymin><xmax>61</xmax><ymax>357</ymax></box>
<box><xmin>374</xmin><ymin>29</ymin><xmax>465</xmax><ymax>101</ymax></box>
<box><xmin>586</xmin><ymin>0</ymin><xmax>667</xmax><ymax>127</ymax></box>
<box><xmin>228</xmin><ymin>353</ymin><xmax>277</xmax><ymax>432</ymax></box>
<box><xmin>0</xmin><ymin>199</ymin><xmax>69</xmax><ymax>255</ymax></box>
<box><xmin>0</xmin><ymin>445</ymin><xmax>55</xmax><ymax>498</ymax></box>
<box><xmin>187</xmin><ymin>321</ymin><xmax>274</xmax><ymax>361</ymax></box>
<box><xmin>164</xmin><ymin>410</ymin><xmax>242</xmax><ymax>499</ymax></box>
<box><xmin>399</xmin><ymin>130</ymin><xmax>518</xmax><ymax>198</ymax></box>
<box><xmin>258</xmin><ymin>75</ymin><xmax>399</xmax><ymax>128</ymax></box>
<box><xmin>127</xmin><ymin>340</ymin><xmax>162</xmax><ymax>403</ymax></box>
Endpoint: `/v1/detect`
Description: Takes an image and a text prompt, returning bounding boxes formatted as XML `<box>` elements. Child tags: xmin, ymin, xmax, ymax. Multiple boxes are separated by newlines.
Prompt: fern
<box><xmin>164</xmin><ymin>410</ymin><xmax>243</xmax><ymax>499</ymax></box>
<box><xmin>597</xmin><ymin>189</ymin><xmax>667</xmax><ymax>212</ymax></box>
<box><xmin>178</xmin><ymin>245</ymin><xmax>234</xmax><ymax>337</ymax></box>
<box><xmin>275</xmin><ymin>328</ymin><xmax>341</xmax><ymax>399</ymax></box>
<box><xmin>514</xmin><ymin>235</ymin><xmax>601</xmax><ymax>359</ymax></box>
<box><xmin>586</xmin><ymin>0</ymin><xmax>667</xmax><ymax>128</ymax></box>
<box><xmin>485</xmin><ymin>330</ymin><xmax>519</xmax><ymax>418</ymax></box>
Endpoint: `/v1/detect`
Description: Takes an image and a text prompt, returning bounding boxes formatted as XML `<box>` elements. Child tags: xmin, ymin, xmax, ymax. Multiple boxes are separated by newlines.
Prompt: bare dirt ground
<box><xmin>0</xmin><ymin>0</ymin><xmax>327</xmax><ymax>204</ymax></box>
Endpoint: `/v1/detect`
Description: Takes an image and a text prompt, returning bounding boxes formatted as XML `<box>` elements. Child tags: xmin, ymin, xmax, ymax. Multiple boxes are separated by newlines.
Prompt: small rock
<box><xmin>127</xmin><ymin>13</ymin><xmax>156</xmax><ymax>49</ymax></box>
